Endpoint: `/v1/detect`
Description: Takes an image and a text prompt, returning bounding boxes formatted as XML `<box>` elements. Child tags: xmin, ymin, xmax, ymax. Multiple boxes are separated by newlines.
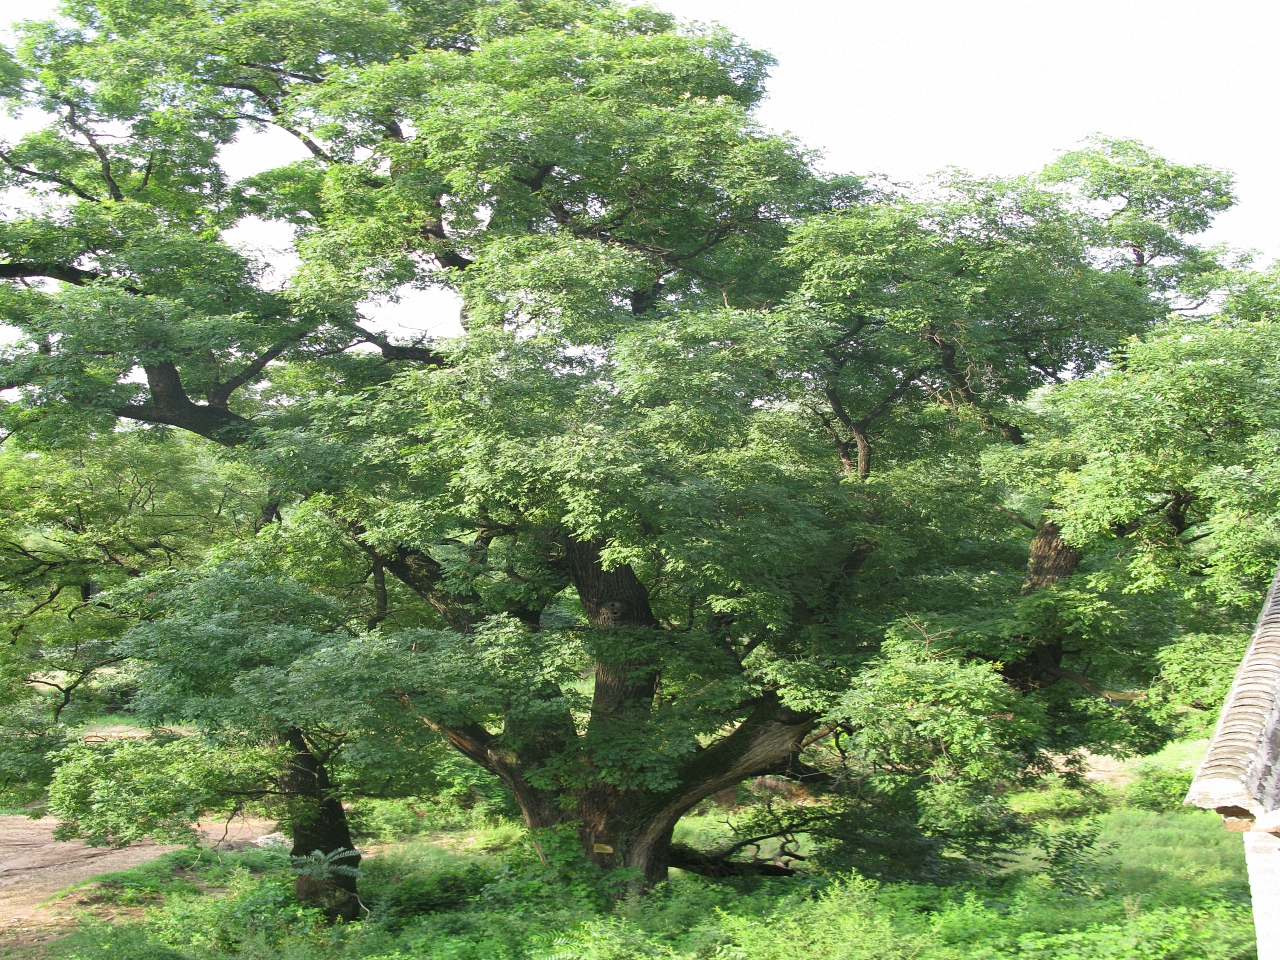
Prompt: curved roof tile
<box><xmin>1187</xmin><ymin>564</ymin><xmax>1280</xmax><ymax>817</ymax></box>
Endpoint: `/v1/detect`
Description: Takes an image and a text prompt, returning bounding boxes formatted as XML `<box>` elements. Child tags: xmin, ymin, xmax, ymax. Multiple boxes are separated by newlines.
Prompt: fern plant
<box><xmin>290</xmin><ymin>848</ymin><xmax>362</xmax><ymax>882</ymax></box>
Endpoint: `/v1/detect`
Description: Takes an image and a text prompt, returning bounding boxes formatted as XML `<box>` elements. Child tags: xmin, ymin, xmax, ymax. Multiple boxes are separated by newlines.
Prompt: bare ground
<box><xmin>0</xmin><ymin>815</ymin><xmax>274</xmax><ymax>956</ymax></box>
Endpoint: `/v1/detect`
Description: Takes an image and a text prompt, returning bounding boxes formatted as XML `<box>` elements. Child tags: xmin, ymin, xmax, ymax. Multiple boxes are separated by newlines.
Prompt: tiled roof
<box><xmin>1187</xmin><ymin>564</ymin><xmax>1280</xmax><ymax>817</ymax></box>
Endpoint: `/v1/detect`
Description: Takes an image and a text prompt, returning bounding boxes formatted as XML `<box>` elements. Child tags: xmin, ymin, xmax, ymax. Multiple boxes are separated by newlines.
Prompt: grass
<box><xmin>20</xmin><ymin>745</ymin><xmax>1258</xmax><ymax>960</ymax></box>
<box><xmin>55</xmin><ymin>847</ymin><xmax>293</xmax><ymax>908</ymax></box>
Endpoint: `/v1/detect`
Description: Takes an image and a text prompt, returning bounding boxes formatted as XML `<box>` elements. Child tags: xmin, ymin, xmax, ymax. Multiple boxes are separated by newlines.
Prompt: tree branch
<box><xmin>216</xmin><ymin>81</ymin><xmax>334</xmax><ymax>162</ymax></box>
<box><xmin>115</xmin><ymin>363</ymin><xmax>256</xmax><ymax>446</ymax></box>
<box><xmin>927</xmin><ymin>330</ymin><xmax>1024</xmax><ymax>443</ymax></box>
<box><xmin>0</xmin><ymin>261</ymin><xmax>103</xmax><ymax>286</ymax></box>
<box><xmin>352</xmin><ymin>324</ymin><xmax>449</xmax><ymax>366</ymax></box>
<box><xmin>1041</xmin><ymin>665</ymin><xmax>1147</xmax><ymax>702</ymax></box>
<box><xmin>208</xmin><ymin>333</ymin><xmax>306</xmax><ymax>408</ymax></box>
<box><xmin>63</xmin><ymin>104</ymin><xmax>125</xmax><ymax>202</ymax></box>
<box><xmin>667</xmin><ymin>843</ymin><xmax>796</xmax><ymax>877</ymax></box>
<box><xmin>994</xmin><ymin>505</ymin><xmax>1037</xmax><ymax>530</ymax></box>
<box><xmin>0</xmin><ymin>148</ymin><xmax>101</xmax><ymax>202</ymax></box>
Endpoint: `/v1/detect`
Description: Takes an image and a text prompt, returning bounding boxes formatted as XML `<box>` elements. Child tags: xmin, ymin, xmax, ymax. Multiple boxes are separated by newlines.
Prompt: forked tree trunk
<box><xmin>617</xmin><ymin>696</ymin><xmax>817</xmax><ymax>885</ymax></box>
<box><xmin>512</xmin><ymin>693</ymin><xmax>816</xmax><ymax>887</ymax></box>
<box><xmin>408</xmin><ymin>536</ymin><xmax>821</xmax><ymax>889</ymax></box>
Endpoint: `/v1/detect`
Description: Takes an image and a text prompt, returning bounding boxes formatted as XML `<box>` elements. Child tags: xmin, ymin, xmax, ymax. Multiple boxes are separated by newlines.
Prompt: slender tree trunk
<box><xmin>281</xmin><ymin>728</ymin><xmax>360</xmax><ymax>919</ymax></box>
<box><xmin>851</xmin><ymin>427</ymin><xmax>870</xmax><ymax>480</ymax></box>
<box><xmin>1002</xmin><ymin>510</ymin><xmax>1084</xmax><ymax>692</ymax></box>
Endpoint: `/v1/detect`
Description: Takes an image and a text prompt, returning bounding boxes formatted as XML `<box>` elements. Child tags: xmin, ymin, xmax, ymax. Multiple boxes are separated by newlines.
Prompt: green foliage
<box><xmin>67</xmin><ymin>854</ymin><xmax>204</xmax><ymax>907</ymax></box>
<box><xmin>1036</xmin><ymin>819</ymin><xmax>1113</xmax><ymax>896</ymax></box>
<box><xmin>55</xmin><ymin>925</ymin><xmax>190</xmax><ymax>960</ymax></box>
<box><xmin>146</xmin><ymin>872</ymin><xmax>326</xmax><ymax>952</ymax></box>
<box><xmin>1001</xmin><ymin>310</ymin><xmax>1280</xmax><ymax>610</ymax></box>
<box><xmin>1127</xmin><ymin>765</ymin><xmax>1196</xmax><ymax>813</ymax></box>
<box><xmin>346</xmin><ymin>800</ymin><xmax>432</xmax><ymax>844</ymax></box>
<box><xmin>42</xmin><ymin>785</ymin><xmax>1256</xmax><ymax>959</ymax></box>
<box><xmin>293</xmin><ymin>847</ymin><xmax>363</xmax><ymax>882</ymax></box>
<box><xmin>753</xmin><ymin>636</ymin><xmax>1042</xmax><ymax>879</ymax></box>
<box><xmin>1000</xmin><ymin>907</ymin><xmax>1254</xmax><ymax>960</ymax></box>
<box><xmin>346</xmin><ymin>783</ymin><xmax>519</xmax><ymax>843</ymax></box>
<box><xmin>1043</xmin><ymin>137</ymin><xmax>1236</xmax><ymax>291</ymax></box>
<box><xmin>0</xmin><ymin>0</ymin><xmax>1275</xmax><ymax>909</ymax></box>
<box><xmin>0</xmin><ymin>434</ymin><xmax>265</xmax><ymax>804</ymax></box>
<box><xmin>1009</xmin><ymin>776</ymin><xmax>1110</xmax><ymax>822</ymax></box>
<box><xmin>372</xmin><ymin>862</ymin><xmax>497</xmax><ymax>929</ymax></box>
<box><xmin>1152</xmin><ymin>632</ymin><xmax>1252</xmax><ymax>736</ymax></box>
<box><xmin>0</xmin><ymin>705</ymin><xmax>66</xmax><ymax>808</ymax></box>
<box><xmin>46</xmin><ymin>736</ymin><xmax>280</xmax><ymax>847</ymax></box>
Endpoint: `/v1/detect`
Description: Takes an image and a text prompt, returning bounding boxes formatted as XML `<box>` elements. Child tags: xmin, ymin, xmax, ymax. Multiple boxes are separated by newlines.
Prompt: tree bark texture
<box><xmin>1021</xmin><ymin>516</ymin><xmax>1083</xmax><ymax>596</ymax></box>
<box><xmin>281</xmin><ymin>728</ymin><xmax>361</xmax><ymax>919</ymax></box>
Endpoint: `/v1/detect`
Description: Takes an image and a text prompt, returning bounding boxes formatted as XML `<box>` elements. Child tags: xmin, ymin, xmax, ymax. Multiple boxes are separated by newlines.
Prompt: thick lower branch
<box><xmin>1041</xmin><ymin>665</ymin><xmax>1146</xmax><ymax>702</ymax></box>
<box><xmin>377</xmin><ymin>544</ymin><xmax>474</xmax><ymax>632</ymax></box>
<box><xmin>625</xmin><ymin>697</ymin><xmax>818</xmax><ymax>876</ymax></box>
<box><xmin>667</xmin><ymin>844</ymin><xmax>796</xmax><ymax>878</ymax></box>
<box><xmin>115</xmin><ymin>400</ymin><xmax>254</xmax><ymax>446</ymax></box>
<box><xmin>928</xmin><ymin>333</ymin><xmax>1024</xmax><ymax>443</ymax></box>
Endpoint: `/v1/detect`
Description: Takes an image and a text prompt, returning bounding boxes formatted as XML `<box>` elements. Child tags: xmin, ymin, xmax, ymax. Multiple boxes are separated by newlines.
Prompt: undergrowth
<box><xmin>43</xmin><ymin>747</ymin><xmax>1255</xmax><ymax>960</ymax></box>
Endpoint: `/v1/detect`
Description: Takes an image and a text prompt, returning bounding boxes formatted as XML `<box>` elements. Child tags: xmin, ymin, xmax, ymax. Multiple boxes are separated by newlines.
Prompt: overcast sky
<box><xmin>3</xmin><ymin>0</ymin><xmax>1278</xmax><ymax>336</ymax></box>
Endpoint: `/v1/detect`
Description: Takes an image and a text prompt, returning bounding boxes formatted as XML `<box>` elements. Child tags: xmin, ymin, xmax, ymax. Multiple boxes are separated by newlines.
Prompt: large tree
<box><xmin>0</xmin><ymin>0</ymin><xmax>1247</xmax><ymax>885</ymax></box>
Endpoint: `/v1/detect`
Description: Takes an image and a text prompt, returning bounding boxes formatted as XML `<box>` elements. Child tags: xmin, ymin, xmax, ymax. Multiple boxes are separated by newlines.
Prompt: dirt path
<box><xmin>0</xmin><ymin>815</ymin><xmax>274</xmax><ymax>954</ymax></box>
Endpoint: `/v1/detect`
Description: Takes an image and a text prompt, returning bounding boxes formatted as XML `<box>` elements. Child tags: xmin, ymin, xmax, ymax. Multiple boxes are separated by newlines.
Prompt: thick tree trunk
<box><xmin>562</xmin><ymin>537</ymin><xmax>662</xmax><ymax>872</ymax></box>
<box><xmin>281</xmin><ymin>728</ymin><xmax>361</xmax><ymax>920</ymax></box>
<box><xmin>1021</xmin><ymin>515</ymin><xmax>1082</xmax><ymax>596</ymax></box>
<box><xmin>429</xmin><ymin>696</ymin><xmax>816</xmax><ymax>889</ymax></box>
<box><xmin>564</xmin><ymin>537</ymin><xmax>660</xmax><ymax>630</ymax></box>
<box><xmin>500</xmin><ymin>696</ymin><xmax>817</xmax><ymax>887</ymax></box>
<box><xmin>1007</xmin><ymin>514</ymin><xmax>1147</xmax><ymax>701</ymax></box>
<box><xmin>380</xmin><ymin>545</ymin><xmax>475</xmax><ymax>632</ymax></box>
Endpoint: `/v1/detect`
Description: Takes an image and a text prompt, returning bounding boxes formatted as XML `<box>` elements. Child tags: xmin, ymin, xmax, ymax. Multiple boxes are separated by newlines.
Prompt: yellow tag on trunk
<box><xmin>592</xmin><ymin>843</ymin><xmax>614</xmax><ymax>854</ymax></box>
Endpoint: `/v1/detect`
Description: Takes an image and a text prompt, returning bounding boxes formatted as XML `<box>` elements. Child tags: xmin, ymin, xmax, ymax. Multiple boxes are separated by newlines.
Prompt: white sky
<box><xmin>659</xmin><ymin>0</ymin><xmax>1280</xmax><ymax>265</ymax></box>
<box><xmin>3</xmin><ymin>0</ymin><xmax>1279</xmax><ymax>339</ymax></box>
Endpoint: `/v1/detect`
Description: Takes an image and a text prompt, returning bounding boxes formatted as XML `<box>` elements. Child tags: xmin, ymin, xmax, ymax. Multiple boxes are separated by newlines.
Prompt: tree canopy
<box><xmin>1</xmin><ymin>0</ymin><xmax>1275</xmax><ymax>898</ymax></box>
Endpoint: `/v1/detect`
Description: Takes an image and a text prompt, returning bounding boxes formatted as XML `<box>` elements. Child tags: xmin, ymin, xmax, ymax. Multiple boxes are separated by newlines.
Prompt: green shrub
<box><xmin>1037</xmin><ymin>819</ymin><xmax>1113</xmax><ymax>896</ymax></box>
<box><xmin>54</xmin><ymin>924</ymin><xmax>190</xmax><ymax>960</ymax></box>
<box><xmin>1008</xmin><ymin>903</ymin><xmax>1256</xmax><ymax>959</ymax></box>
<box><xmin>1127</xmin><ymin>765</ymin><xmax>1195</xmax><ymax>813</ymax></box>
<box><xmin>65</xmin><ymin>855</ymin><xmax>202</xmax><ymax>906</ymax></box>
<box><xmin>1010</xmin><ymin>776</ymin><xmax>1110</xmax><ymax>822</ymax></box>
<box><xmin>372</xmin><ymin>862</ymin><xmax>498</xmax><ymax>929</ymax></box>
<box><xmin>144</xmin><ymin>868</ymin><xmax>324</xmax><ymax>951</ymax></box>
<box><xmin>46</xmin><ymin>738</ymin><xmax>278</xmax><ymax>848</ymax></box>
<box><xmin>230</xmin><ymin>843</ymin><xmax>294</xmax><ymax>875</ymax></box>
<box><xmin>715</xmin><ymin>876</ymin><xmax>923</xmax><ymax>960</ymax></box>
<box><xmin>40</xmin><ymin>765</ymin><xmax>1258</xmax><ymax>960</ymax></box>
<box><xmin>347</xmin><ymin>799</ymin><xmax>433</xmax><ymax>843</ymax></box>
